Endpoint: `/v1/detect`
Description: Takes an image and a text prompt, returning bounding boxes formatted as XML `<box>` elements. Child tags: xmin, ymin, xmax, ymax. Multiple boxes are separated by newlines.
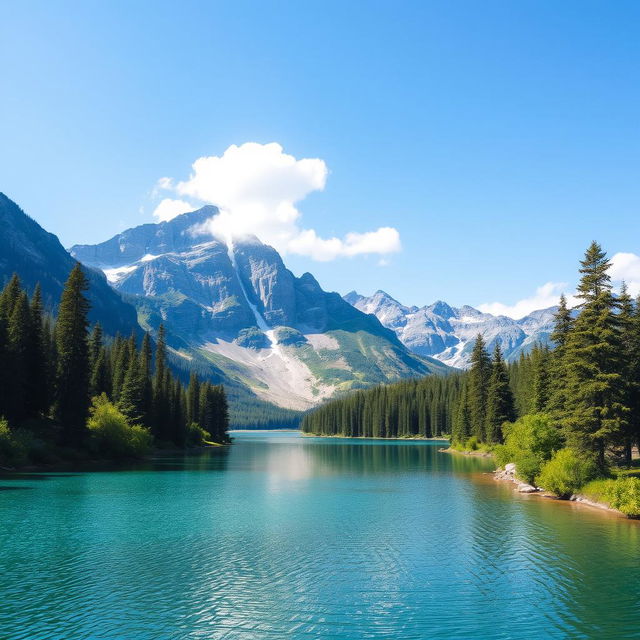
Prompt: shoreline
<box><xmin>302</xmin><ymin>433</ymin><xmax>450</xmax><ymax>442</ymax></box>
<box><xmin>439</xmin><ymin>447</ymin><xmax>631</xmax><ymax>519</ymax></box>
<box><xmin>439</xmin><ymin>447</ymin><xmax>493</xmax><ymax>458</ymax></box>
<box><xmin>491</xmin><ymin>462</ymin><xmax>629</xmax><ymax>519</ymax></box>
<box><xmin>0</xmin><ymin>442</ymin><xmax>230</xmax><ymax>474</ymax></box>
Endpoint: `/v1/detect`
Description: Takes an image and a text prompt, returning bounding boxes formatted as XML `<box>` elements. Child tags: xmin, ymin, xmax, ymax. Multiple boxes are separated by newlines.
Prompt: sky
<box><xmin>1</xmin><ymin>0</ymin><xmax>639</xmax><ymax>316</ymax></box>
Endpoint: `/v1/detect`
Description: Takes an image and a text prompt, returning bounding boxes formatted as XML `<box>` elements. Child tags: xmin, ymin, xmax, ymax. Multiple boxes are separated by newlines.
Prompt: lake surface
<box><xmin>2</xmin><ymin>431</ymin><xmax>640</xmax><ymax>639</ymax></box>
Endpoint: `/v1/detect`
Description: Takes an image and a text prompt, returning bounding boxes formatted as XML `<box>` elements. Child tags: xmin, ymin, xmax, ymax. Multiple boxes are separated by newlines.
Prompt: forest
<box><xmin>0</xmin><ymin>264</ymin><xmax>229</xmax><ymax>467</ymax></box>
<box><xmin>303</xmin><ymin>243</ymin><xmax>640</xmax><ymax>510</ymax></box>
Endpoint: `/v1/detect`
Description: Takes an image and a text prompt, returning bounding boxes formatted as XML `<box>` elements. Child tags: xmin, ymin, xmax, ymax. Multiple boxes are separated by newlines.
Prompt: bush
<box><xmin>87</xmin><ymin>395</ymin><xmax>153</xmax><ymax>459</ymax></box>
<box><xmin>582</xmin><ymin>477</ymin><xmax>640</xmax><ymax>517</ymax></box>
<box><xmin>186</xmin><ymin>422</ymin><xmax>211</xmax><ymax>447</ymax></box>
<box><xmin>464</xmin><ymin>436</ymin><xmax>479</xmax><ymax>451</ymax></box>
<box><xmin>494</xmin><ymin>414</ymin><xmax>563</xmax><ymax>484</ymax></box>
<box><xmin>535</xmin><ymin>448</ymin><xmax>598</xmax><ymax>498</ymax></box>
<box><xmin>0</xmin><ymin>418</ymin><xmax>28</xmax><ymax>467</ymax></box>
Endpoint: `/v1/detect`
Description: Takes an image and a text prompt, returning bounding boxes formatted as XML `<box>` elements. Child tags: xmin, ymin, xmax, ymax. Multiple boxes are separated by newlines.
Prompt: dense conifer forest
<box><xmin>0</xmin><ymin>265</ymin><xmax>229</xmax><ymax>467</ymax></box>
<box><xmin>303</xmin><ymin>242</ymin><xmax>640</xmax><ymax>475</ymax></box>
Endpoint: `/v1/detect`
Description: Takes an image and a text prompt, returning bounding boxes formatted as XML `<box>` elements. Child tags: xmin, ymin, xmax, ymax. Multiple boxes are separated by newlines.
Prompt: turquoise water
<box><xmin>2</xmin><ymin>431</ymin><xmax>640</xmax><ymax>639</ymax></box>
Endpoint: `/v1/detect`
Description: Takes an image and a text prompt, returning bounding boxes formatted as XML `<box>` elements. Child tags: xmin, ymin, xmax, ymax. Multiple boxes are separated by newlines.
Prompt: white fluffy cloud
<box><xmin>478</xmin><ymin>282</ymin><xmax>576</xmax><ymax>319</ymax></box>
<box><xmin>154</xmin><ymin>142</ymin><xmax>401</xmax><ymax>261</ymax></box>
<box><xmin>152</xmin><ymin>198</ymin><xmax>195</xmax><ymax>222</ymax></box>
<box><xmin>610</xmin><ymin>252</ymin><xmax>640</xmax><ymax>296</ymax></box>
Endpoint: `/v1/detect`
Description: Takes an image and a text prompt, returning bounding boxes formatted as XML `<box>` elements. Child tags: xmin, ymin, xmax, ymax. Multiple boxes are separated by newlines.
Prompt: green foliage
<box><xmin>582</xmin><ymin>477</ymin><xmax>640</xmax><ymax>517</ymax></box>
<box><xmin>87</xmin><ymin>395</ymin><xmax>152</xmax><ymax>459</ymax></box>
<box><xmin>535</xmin><ymin>448</ymin><xmax>598</xmax><ymax>498</ymax></box>
<box><xmin>0</xmin><ymin>418</ymin><xmax>28</xmax><ymax>467</ymax></box>
<box><xmin>494</xmin><ymin>414</ymin><xmax>563</xmax><ymax>484</ymax></box>
<box><xmin>186</xmin><ymin>422</ymin><xmax>211</xmax><ymax>447</ymax></box>
<box><xmin>0</xmin><ymin>276</ymin><xmax>231</xmax><ymax>463</ymax></box>
<box><xmin>302</xmin><ymin>374</ymin><xmax>462</xmax><ymax>438</ymax></box>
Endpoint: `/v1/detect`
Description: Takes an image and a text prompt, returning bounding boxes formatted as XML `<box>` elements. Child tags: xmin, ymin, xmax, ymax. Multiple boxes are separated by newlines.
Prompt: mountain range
<box><xmin>344</xmin><ymin>290</ymin><xmax>556</xmax><ymax>368</ymax></box>
<box><xmin>2</xmin><ymin>190</ymin><xmax>558</xmax><ymax>419</ymax></box>
<box><xmin>71</xmin><ymin>207</ymin><xmax>448</xmax><ymax>410</ymax></box>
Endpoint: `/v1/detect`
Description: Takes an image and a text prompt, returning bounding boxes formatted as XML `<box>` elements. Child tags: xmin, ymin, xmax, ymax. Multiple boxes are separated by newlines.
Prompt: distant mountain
<box><xmin>0</xmin><ymin>193</ymin><xmax>139</xmax><ymax>336</ymax></box>
<box><xmin>344</xmin><ymin>290</ymin><xmax>556</xmax><ymax>368</ymax></box>
<box><xmin>72</xmin><ymin>209</ymin><xmax>448</xmax><ymax>410</ymax></box>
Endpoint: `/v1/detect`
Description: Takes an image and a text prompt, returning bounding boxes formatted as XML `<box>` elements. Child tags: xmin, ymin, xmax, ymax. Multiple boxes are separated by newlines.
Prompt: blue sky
<box><xmin>1</xmin><ymin>0</ymin><xmax>639</xmax><ymax>314</ymax></box>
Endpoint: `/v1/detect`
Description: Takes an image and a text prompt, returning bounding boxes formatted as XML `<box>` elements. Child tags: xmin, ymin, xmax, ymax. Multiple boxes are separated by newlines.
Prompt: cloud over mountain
<box><xmin>153</xmin><ymin>142</ymin><xmax>401</xmax><ymax>261</ymax></box>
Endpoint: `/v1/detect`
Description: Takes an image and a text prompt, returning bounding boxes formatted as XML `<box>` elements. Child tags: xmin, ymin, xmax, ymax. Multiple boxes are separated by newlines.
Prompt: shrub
<box><xmin>464</xmin><ymin>436</ymin><xmax>479</xmax><ymax>451</ymax></box>
<box><xmin>494</xmin><ymin>414</ymin><xmax>563</xmax><ymax>484</ymax></box>
<box><xmin>186</xmin><ymin>422</ymin><xmax>211</xmax><ymax>447</ymax></box>
<box><xmin>87</xmin><ymin>395</ymin><xmax>153</xmax><ymax>459</ymax></box>
<box><xmin>582</xmin><ymin>477</ymin><xmax>640</xmax><ymax>517</ymax></box>
<box><xmin>0</xmin><ymin>418</ymin><xmax>28</xmax><ymax>467</ymax></box>
<box><xmin>535</xmin><ymin>448</ymin><xmax>598</xmax><ymax>498</ymax></box>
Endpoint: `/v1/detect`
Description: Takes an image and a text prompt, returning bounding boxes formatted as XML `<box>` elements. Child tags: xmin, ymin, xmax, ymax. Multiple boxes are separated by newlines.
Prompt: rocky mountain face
<box><xmin>0</xmin><ymin>193</ymin><xmax>139</xmax><ymax>336</ymax></box>
<box><xmin>344</xmin><ymin>290</ymin><xmax>556</xmax><ymax>369</ymax></box>
<box><xmin>71</xmin><ymin>209</ymin><xmax>447</xmax><ymax>410</ymax></box>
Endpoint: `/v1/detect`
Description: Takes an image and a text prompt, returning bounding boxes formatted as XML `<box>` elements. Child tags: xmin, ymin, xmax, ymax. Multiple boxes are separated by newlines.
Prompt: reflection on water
<box><xmin>1</xmin><ymin>430</ymin><xmax>639</xmax><ymax>639</ymax></box>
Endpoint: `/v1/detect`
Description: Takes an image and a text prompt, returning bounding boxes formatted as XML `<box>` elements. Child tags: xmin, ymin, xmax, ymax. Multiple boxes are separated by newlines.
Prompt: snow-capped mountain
<box><xmin>344</xmin><ymin>290</ymin><xmax>557</xmax><ymax>368</ymax></box>
<box><xmin>71</xmin><ymin>209</ymin><xmax>448</xmax><ymax>410</ymax></box>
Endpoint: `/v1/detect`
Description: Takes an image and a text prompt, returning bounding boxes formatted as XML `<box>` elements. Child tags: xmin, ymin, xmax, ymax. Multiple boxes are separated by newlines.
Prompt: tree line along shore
<box><xmin>0</xmin><ymin>265</ymin><xmax>230</xmax><ymax>469</ymax></box>
<box><xmin>303</xmin><ymin>242</ymin><xmax>640</xmax><ymax>517</ymax></box>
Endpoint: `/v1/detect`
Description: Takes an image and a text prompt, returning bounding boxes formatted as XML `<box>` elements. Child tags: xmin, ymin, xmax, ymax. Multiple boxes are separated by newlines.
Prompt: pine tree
<box><xmin>139</xmin><ymin>332</ymin><xmax>153</xmax><ymax>426</ymax></box>
<box><xmin>0</xmin><ymin>273</ymin><xmax>22</xmax><ymax>319</ymax></box>
<box><xmin>485</xmin><ymin>343</ymin><xmax>515</xmax><ymax>444</ymax></box>
<box><xmin>618</xmin><ymin>283</ymin><xmax>637</xmax><ymax>465</ymax></box>
<box><xmin>562</xmin><ymin>242</ymin><xmax>629</xmax><ymax>468</ymax></box>
<box><xmin>153</xmin><ymin>325</ymin><xmax>169</xmax><ymax>440</ymax></box>
<box><xmin>469</xmin><ymin>334</ymin><xmax>491</xmax><ymax>441</ymax></box>
<box><xmin>548</xmin><ymin>294</ymin><xmax>574</xmax><ymax>414</ymax></box>
<box><xmin>7</xmin><ymin>292</ymin><xmax>31</xmax><ymax>421</ymax></box>
<box><xmin>532</xmin><ymin>344</ymin><xmax>551</xmax><ymax>413</ymax></box>
<box><xmin>187</xmin><ymin>372</ymin><xmax>200</xmax><ymax>426</ymax></box>
<box><xmin>26</xmin><ymin>284</ymin><xmax>49</xmax><ymax>416</ymax></box>
<box><xmin>54</xmin><ymin>264</ymin><xmax>91</xmax><ymax>442</ymax></box>
<box><xmin>119</xmin><ymin>339</ymin><xmax>146</xmax><ymax>424</ymax></box>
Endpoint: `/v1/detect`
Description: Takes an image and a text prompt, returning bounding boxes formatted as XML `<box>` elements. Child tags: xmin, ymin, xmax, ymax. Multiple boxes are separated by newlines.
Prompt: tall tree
<box><xmin>469</xmin><ymin>334</ymin><xmax>491</xmax><ymax>441</ymax></box>
<box><xmin>26</xmin><ymin>284</ymin><xmax>49</xmax><ymax>416</ymax></box>
<box><xmin>562</xmin><ymin>242</ymin><xmax>628</xmax><ymax>468</ymax></box>
<box><xmin>485</xmin><ymin>343</ymin><xmax>515</xmax><ymax>444</ymax></box>
<box><xmin>548</xmin><ymin>294</ymin><xmax>573</xmax><ymax>414</ymax></box>
<box><xmin>7</xmin><ymin>292</ymin><xmax>31</xmax><ymax>421</ymax></box>
<box><xmin>54</xmin><ymin>264</ymin><xmax>91</xmax><ymax>442</ymax></box>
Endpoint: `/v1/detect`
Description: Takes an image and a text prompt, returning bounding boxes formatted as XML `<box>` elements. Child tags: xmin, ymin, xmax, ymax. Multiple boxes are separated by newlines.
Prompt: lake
<box><xmin>2</xmin><ymin>431</ymin><xmax>640</xmax><ymax>639</ymax></box>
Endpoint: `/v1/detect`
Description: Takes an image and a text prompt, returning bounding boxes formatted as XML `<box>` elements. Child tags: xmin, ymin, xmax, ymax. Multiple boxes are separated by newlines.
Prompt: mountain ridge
<box><xmin>345</xmin><ymin>289</ymin><xmax>556</xmax><ymax>368</ymax></box>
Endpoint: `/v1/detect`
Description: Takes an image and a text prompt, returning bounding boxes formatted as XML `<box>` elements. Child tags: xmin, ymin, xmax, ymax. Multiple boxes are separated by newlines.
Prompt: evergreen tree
<box><xmin>26</xmin><ymin>284</ymin><xmax>49</xmax><ymax>416</ymax></box>
<box><xmin>532</xmin><ymin>345</ymin><xmax>551</xmax><ymax>413</ymax></box>
<box><xmin>485</xmin><ymin>343</ymin><xmax>515</xmax><ymax>443</ymax></box>
<box><xmin>548</xmin><ymin>294</ymin><xmax>573</xmax><ymax>414</ymax></box>
<box><xmin>187</xmin><ymin>372</ymin><xmax>200</xmax><ymax>426</ymax></box>
<box><xmin>562</xmin><ymin>242</ymin><xmax>628</xmax><ymax>468</ymax></box>
<box><xmin>54</xmin><ymin>264</ymin><xmax>91</xmax><ymax>442</ymax></box>
<box><xmin>118</xmin><ymin>335</ymin><xmax>146</xmax><ymax>423</ymax></box>
<box><xmin>0</xmin><ymin>273</ymin><xmax>22</xmax><ymax>319</ymax></box>
<box><xmin>618</xmin><ymin>283</ymin><xmax>637</xmax><ymax>464</ymax></box>
<box><xmin>469</xmin><ymin>334</ymin><xmax>491</xmax><ymax>441</ymax></box>
<box><xmin>7</xmin><ymin>292</ymin><xmax>31</xmax><ymax>421</ymax></box>
<box><xmin>139</xmin><ymin>332</ymin><xmax>153</xmax><ymax>426</ymax></box>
